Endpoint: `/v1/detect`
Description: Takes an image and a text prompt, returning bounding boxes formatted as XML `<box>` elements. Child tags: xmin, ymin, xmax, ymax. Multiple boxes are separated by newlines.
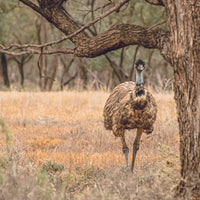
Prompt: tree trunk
<box><xmin>165</xmin><ymin>1</ymin><xmax>200</xmax><ymax>198</ymax></box>
<box><xmin>46</xmin><ymin>55</ymin><xmax>58</xmax><ymax>91</ymax></box>
<box><xmin>0</xmin><ymin>53</ymin><xmax>10</xmax><ymax>88</ymax></box>
<box><xmin>60</xmin><ymin>56</ymin><xmax>74</xmax><ymax>90</ymax></box>
<box><xmin>40</xmin><ymin>18</ymin><xmax>48</xmax><ymax>91</ymax></box>
<box><xmin>105</xmin><ymin>54</ymin><xmax>128</xmax><ymax>84</ymax></box>
<box><xmin>78</xmin><ymin>58</ymin><xmax>88</xmax><ymax>89</ymax></box>
<box><xmin>36</xmin><ymin>16</ymin><xmax>48</xmax><ymax>91</ymax></box>
<box><xmin>18</xmin><ymin>62</ymin><xmax>24</xmax><ymax>87</ymax></box>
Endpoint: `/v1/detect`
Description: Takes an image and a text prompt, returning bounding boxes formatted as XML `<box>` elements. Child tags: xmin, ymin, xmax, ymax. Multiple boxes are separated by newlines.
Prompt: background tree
<box><xmin>0</xmin><ymin>53</ymin><xmax>10</xmax><ymax>88</ymax></box>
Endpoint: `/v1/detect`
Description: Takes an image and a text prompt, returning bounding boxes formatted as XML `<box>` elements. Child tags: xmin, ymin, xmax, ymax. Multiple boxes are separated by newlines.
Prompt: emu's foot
<box><xmin>125</xmin><ymin>166</ymin><xmax>132</xmax><ymax>173</ymax></box>
<box><xmin>120</xmin><ymin>165</ymin><xmax>131</xmax><ymax>173</ymax></box>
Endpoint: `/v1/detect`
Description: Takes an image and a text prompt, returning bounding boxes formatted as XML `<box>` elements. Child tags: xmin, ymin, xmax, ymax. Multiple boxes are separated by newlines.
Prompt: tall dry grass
<box><xmin>0</xmin><ymin>90</ymin><xmax>180</xmax><ymax>199</ymax></box>
<box><xmin>0</xmin><ymin>91</ymin><xmax>178</xmax><ymax>168</ymax></box>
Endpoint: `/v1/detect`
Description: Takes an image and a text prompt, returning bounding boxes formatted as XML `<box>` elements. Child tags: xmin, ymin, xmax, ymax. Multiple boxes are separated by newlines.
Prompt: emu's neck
<box><xmin>136</xmin><ymin>71</ymin><xmax>143</xmax><ymax>85</ymax></box>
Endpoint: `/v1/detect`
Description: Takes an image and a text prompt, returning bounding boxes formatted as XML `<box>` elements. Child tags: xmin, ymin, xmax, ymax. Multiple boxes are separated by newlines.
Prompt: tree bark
<box><xmin>78</xmin><ymin>58</ymin><xmax>88</xmax><ymax>89</ymax></box>
<box><xmin>0</xmin><ymin>53</ymin><xmax>10</xmax><ymax>88</ymax></box>
<box><xmin>36</xmin><ymin>16</ymin><xmax>49</xmax><ymax>91</ymax></box>
<box><xmin>60</xmin><ymin>56</ymin><xmax>74</xmax><ymax>90</ymax></box>
<box><xmin>46</xmin><ymin>55</ymin><xmax>58</xmax><ymax>91</ymax></box>
<box><xmin>12</xmin><ymin>54</ymin><xmax>33</xmax><ymax>88</ymax></box>
<box><xmin>18</xmin><ymin>62</ymin><xmax>24</xmax><ymax>87</ymax></box>
<box><xmin>105</xmin><ymin>54</ymin><xmax>128</xmax><ymax>83</ymax></box>
<box><xmin>165</xmin><ymin>1</ymin><xmax>200</xmax><ymax>198</ymax></box>
<box><xmin>129</xmin><ymin>45</ymin><xmax>139</xmax><ymax>81</ymax></box>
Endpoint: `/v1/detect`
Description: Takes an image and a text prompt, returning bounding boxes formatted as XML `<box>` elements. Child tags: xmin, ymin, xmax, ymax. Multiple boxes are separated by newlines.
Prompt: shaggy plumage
<box><xmin>103</xmin><ymin>60</ymin><xmax>157</xmax><ymax>171</ymax></box>
<box><xmin>104</xmin><ymin>81</ymin><xmax>157</xmax><ymax>135</ymax></box>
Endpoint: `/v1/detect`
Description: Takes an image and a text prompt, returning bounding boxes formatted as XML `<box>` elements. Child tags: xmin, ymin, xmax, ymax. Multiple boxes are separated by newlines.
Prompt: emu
<box><xmin>103</xmin><ymin>59</ymin><xmax>157</xmax><ymax>172</ymax></box>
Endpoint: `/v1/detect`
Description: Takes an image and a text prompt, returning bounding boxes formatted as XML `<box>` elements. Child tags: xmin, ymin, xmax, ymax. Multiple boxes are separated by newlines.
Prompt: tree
<box><xmin>12</xmin><ymin>54</ymin><xmax>33</xmax><ymax>87</ymax></box>
<box><xmin>1</xmin><ymin>0</ymin><xmax>200</xmax><ymax>197</ymax></box>
<box><xmin>0</xmin><ymin>53</ymin><xmax>10</xmax><ymax>88</ymax></box>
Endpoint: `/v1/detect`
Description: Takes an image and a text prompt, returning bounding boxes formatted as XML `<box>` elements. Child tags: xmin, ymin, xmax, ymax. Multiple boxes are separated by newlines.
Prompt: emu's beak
<box><xmin>137</xmin><ymin>64</ymin><xmax>144</xmax><ymax>71</ymax></box>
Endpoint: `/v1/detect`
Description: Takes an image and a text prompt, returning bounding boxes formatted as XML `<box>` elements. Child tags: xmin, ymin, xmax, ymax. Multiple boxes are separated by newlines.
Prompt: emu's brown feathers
<box><xmin>103</xmin><ymin>81</ymin><xmax>157</xmax><ymax>136</ymax></box>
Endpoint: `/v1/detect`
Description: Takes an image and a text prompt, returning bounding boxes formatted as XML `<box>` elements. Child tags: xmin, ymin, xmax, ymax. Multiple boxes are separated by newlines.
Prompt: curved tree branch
<box><xmin>145</xmin><ymin>0</ymin><xmax>165</xmax><ymax>6</ymax></box>
<box><xmin>74</xmin><ymin>24</ymin><xmax>169</xmax><ymax>58</ymax></box>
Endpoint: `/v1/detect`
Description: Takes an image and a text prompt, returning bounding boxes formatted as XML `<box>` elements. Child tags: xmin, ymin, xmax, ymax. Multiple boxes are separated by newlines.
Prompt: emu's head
<box><xmin>135</xmin><ymin>59</ymin><xmax>145</xmax><ymax>86</ymax></box>
<box><xmin>135</xmin><ymin>59</ymin><xmax>145</xmax><ymax>72</ymax></box>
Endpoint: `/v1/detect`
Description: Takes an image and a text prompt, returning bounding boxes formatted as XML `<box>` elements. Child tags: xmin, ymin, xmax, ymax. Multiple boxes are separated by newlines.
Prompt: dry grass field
<box><xmin>0</xmin><ymin>90</ymin><xmax>181</xmax><ymax>199</ymax></box>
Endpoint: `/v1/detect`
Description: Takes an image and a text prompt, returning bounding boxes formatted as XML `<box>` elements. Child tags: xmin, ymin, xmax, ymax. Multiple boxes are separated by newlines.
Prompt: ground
<box><xmin>0</xmin><ymin>90</ymin><xmax>180</xmax><ymax>199</ymax></box>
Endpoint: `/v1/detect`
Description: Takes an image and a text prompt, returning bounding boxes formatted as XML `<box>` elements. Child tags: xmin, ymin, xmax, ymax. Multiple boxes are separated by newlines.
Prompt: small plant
<box><xmin>41</xmin><ymin>160</ymin><xmax>64</xmax><ymax>175</ymax></box>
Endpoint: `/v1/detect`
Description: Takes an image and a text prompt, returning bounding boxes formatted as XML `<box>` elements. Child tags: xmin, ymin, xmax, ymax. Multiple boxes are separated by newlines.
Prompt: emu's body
<box><xmin>103</xmin><ymin>81</ymin><xmax>157</xmax><ymax>171</ymax></box>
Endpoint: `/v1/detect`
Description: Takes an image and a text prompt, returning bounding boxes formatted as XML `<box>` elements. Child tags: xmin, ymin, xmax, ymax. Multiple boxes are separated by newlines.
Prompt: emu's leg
<box><xmin>120</xmin><ymin>134</ymin><xmax>129</xmax><ymax>169</ymax></box>
<box><xmin>131</xmin><ymin>128</ymin><xmax>143</xmax><ymax>172</ymax></box>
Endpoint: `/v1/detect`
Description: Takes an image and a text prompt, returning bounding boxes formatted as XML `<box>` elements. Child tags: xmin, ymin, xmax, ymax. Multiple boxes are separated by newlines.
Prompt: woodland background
<box><xmin>0</xmin><ymin>0</ymin><xmax>173</xmax><ymax>92</ymax></box>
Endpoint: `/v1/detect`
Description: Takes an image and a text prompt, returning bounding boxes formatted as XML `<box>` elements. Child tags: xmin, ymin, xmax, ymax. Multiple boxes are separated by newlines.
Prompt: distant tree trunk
<box><xmin>36</xmin><ymin>16</ymin><xmax>48</xmax><ymax>91</ymax></box>
<box><xmin>105</xmin><ymin>54</ymin><xmax>128</xmax><ymax>85</ymax></box>
<box><xmin>62</xmin><ymin>71</ymin><xmax>78</xmax><ymax>89</ymax></box>
<box><xmin>78</xmin><ymin>58</ymin><xmax>88</xmax><ymax>89</ymax></box>
<box><xmin>46</xmin><ymin>55</ymin><xmax>58</xmax><ymax>91</ymax></box>
<box><xmin>165</xmin><ymin>1</ymin><xmax>200</xmax><ymax>198</ymax></box>
<box><xmin>60</xmin><ymin>56</ymin><xmax>75</xmax><ymax>90</ymax></box>
<box><xmin>0</xmin><ymin>53</ymin><xmax>10</xmax><ymax>88</ymax></box>
<box><xmin>18</xmin><ymin>62</ymin><xmax>24</xmax><ymax>87</ymax></box>
<box><xmin>40</xmin><ymin>18</ymin><xmax>48</xmax><ymax>91</ymax></box>
<box><xmin>129</xmin><ymin>45</ymin><xmax>139</xmax><ymax>81</ymax></box>
<box><xmin>12</xmin><ymin>54</ymin><xmax>33</xmax><ymax>88</ymax></box>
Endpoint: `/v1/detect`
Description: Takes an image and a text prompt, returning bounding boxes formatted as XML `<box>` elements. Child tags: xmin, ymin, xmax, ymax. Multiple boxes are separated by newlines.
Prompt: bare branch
<box><xmin>63</xmin><ymin>72</ymin><xmax>78</xmax><ymax>86</ymax></box>
<box><xmin>105</xmin><ymin>54</ymin><xmax>128</xmax><ymax>83</ymax></box>
<box><xmin>86</xmin><ymin>68</ymin><xmax>104</xmax><ymax>87</ymax></box>
<box><xmin>145</xmin><ymin>0</ymin><xmax>165</xmax><ymax>6</ymax></box>
<box><xmin>60</xmin><ymin>56</ymin><xmax>75</xmax><ymax>88</ymax></box>
<box><xmin>0</xmin><ymin>48</ymin><xmax>74</xmax><ymax>56</ymax></box>
<box><xmin>82</xmin><ymin>1</ymin><xmax>113</xmax><ymax>24</ymax></box>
